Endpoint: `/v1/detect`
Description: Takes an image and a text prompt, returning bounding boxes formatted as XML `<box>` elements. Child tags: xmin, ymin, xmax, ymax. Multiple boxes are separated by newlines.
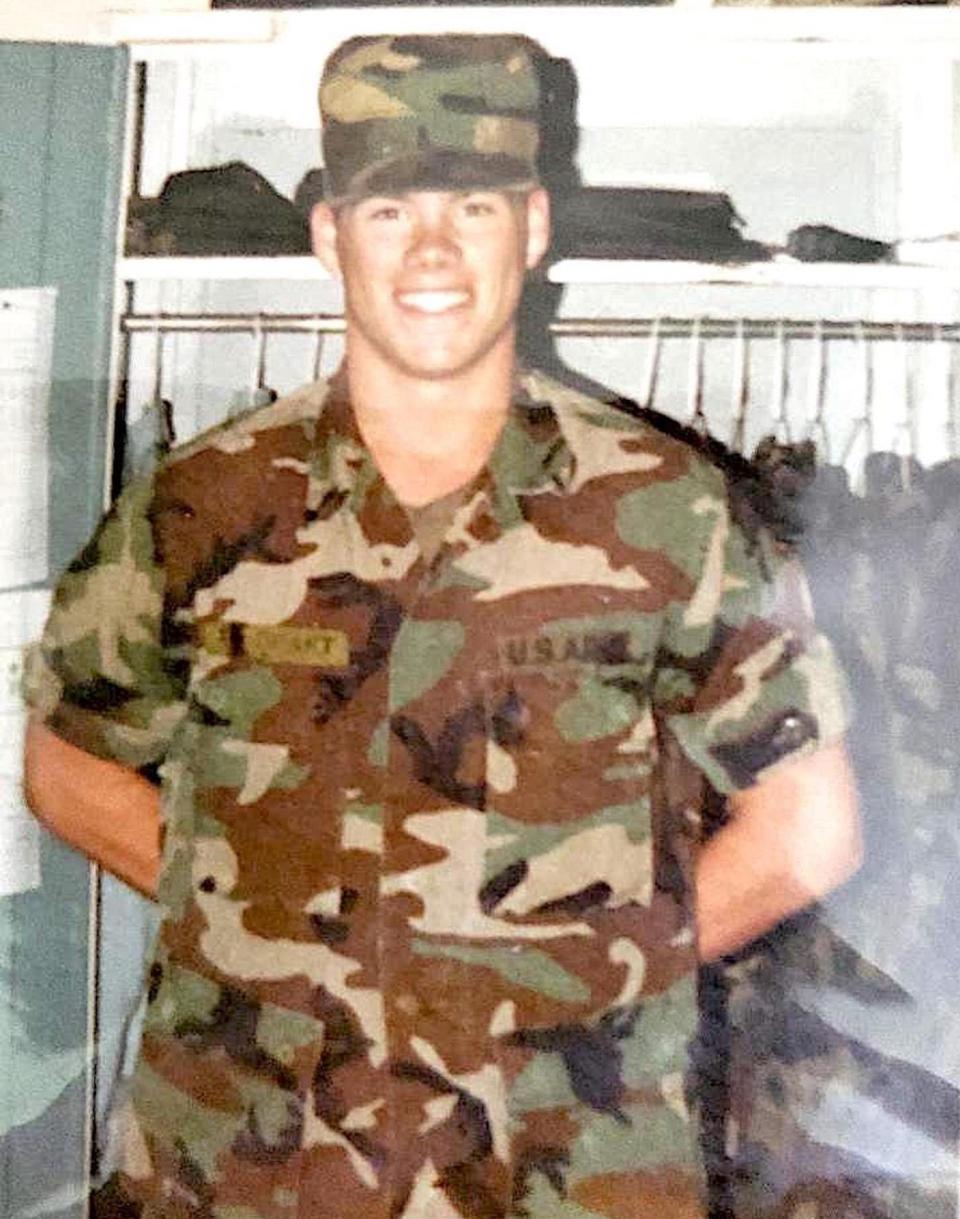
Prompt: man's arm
<box><xmin>24</xmin><ymin>718</ymin><xmax>161</xmax><ymax>899</ymax></box>
<box><xmin>695</xmin><ymin>738</ymin><xmax>860</xmax><ymax>962</ymax></box>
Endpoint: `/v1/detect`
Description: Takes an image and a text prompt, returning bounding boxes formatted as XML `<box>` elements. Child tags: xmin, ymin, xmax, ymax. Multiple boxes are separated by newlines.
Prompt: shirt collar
<box><xmin>311</xmin><ymin>367</ymin><xmax>575</xmax><ymax>546</ymax></box>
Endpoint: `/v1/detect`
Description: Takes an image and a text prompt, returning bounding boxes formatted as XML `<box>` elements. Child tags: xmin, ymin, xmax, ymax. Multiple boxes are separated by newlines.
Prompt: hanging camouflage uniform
<box><xmin>723</xmin><ymin>450</ymin><xmax>960</xmax><ymax>1219</ymax></box>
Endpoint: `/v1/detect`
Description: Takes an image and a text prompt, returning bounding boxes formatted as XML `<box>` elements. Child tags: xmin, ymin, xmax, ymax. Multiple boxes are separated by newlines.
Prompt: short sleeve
<box><xmin>23</xmin><ymin>473</ymin><xmax>187</xmax><ymax>771</ymax></box>
<box><xmin>653</xmin><ymin>467</ymin><xmax>851</xmax><ymax>794</ymax></box>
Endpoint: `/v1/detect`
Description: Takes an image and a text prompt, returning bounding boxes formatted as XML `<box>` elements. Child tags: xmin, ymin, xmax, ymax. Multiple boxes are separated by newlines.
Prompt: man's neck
<box><xmin>345</xmin><ymin>342</ymin><xmax>516</xmax><ymax>506</ymax></box>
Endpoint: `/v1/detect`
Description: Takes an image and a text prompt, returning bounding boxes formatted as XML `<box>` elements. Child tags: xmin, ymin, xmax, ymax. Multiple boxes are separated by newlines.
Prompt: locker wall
<box><xmin>0</xmin><ymin>42</ymin><xmax>128</xmax><ymax>1219</ymax></box>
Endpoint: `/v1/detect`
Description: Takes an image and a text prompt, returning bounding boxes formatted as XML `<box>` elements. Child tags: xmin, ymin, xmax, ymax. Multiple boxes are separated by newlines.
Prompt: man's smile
<box><xmin>395</xmin><ymin>290</ymin><xmax>471</xmax><ymax>315</ymax></box>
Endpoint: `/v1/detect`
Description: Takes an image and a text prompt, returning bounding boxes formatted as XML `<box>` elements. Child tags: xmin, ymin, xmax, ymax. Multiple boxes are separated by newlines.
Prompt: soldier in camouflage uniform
<box><xmin>24</xmin><ymin>34</ymin><xmax>859</xmax><ymax>1219</ymax></box>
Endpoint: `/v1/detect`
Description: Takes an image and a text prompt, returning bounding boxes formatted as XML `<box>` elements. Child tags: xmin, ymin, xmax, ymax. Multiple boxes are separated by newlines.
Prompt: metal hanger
<box><xmin>730</xmin><ymin>317</ymin><xmax>750</xmax><ymax>453</ymax></box>
<box><xmin>150</xmin><ymin>313</ymin><xmax>175</xmax><ymax>452</ymax></box>
<box><xmin>892</xmin><ymin>323</ymin><xmax>917</xmax><ymax>491</ymax></box>
<box><xmin>770</xmin><ymin>319</ymin><xmax>791</xmax><ymax>444</ymax></box>
<box><xmin>939</xmin><ymin>324</ymin><xmax>959</xmax><ymax>461</ymax></box>
<box><xmin>840</xmin><ymin>320</ymin><xmax>875</xmax><ymax>479</ymax></box>
<box><xmin>151</xmin><ymin>312</ymin><xmax>164</xmax><ymax>417</ymax></box>
<box><xmin>687</xmin><ymin>317</ymin><xmax>708</xmax><ymax>436</ymax></box>
<box><xmin>639</xmin><ymin>315</ymin><xmax>661</xmax><ymax>413</ymax></box>
<box><xmin>311</xmin><ymin>321</ymin><xmax>326</xmax><ymax>383</ymax></box>
<box><xmin>806</xmin><ymin>318</ymin><xmax>829</xmax><ymax>461</ymax></box>
<box><xmin>249</xmin><ymin>312</ymin><xmax>269</xmax><ymax>406</ymax></box>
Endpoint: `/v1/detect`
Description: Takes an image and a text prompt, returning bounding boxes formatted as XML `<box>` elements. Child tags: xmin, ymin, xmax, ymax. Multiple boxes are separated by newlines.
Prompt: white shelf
<box><xmin>551</xmin><ymin>258</ymin><xmax>960</xmax><ymax>287</ymax></box>
<box><xmin>119</xmin><ymin>255</ymin><xmax>960</xmax><ymax>289</ymax></box>
<box><xmin>111</xmin><ymin>8</ymin><xmax>960</xmax><ymax>57</ymax></box>
<box><xmin>119</xmin><ymin>256</ymin><xmax>330</xmax><ymax>282</ymax></box>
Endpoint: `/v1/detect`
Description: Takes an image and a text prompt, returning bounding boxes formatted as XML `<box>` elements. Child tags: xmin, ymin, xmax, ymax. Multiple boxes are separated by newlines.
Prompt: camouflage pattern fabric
<box><xmin>26</xmin><ymin>368</ymin><xmax>849</xmax><ymax>1219</ymax></box>
<box><xmin>724</xmin><ymin>915</ymin><xmax>960</xmax><ymax>1219</ymax></box>
<box><xmin>720</xmin><ymin>451</ymin><xmax>960</xmax><ymax>1219</ymax></box>
<box><xmin>319</xmin><ymin>34</ymin><xmax>541</xmax><ymax>202</ymax></box>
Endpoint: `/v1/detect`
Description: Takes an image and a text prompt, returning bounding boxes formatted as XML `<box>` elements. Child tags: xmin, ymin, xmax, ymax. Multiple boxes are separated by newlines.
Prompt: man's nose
<box><xmin>405</xmin><ymin>214</ymin><xmax>460</xmax><ymax>267</ymax></box>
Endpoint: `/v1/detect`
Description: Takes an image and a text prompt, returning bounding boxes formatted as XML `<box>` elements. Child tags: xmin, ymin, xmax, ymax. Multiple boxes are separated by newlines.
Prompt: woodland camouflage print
<box><xmin>318</xmin><ymin>34</ymin><xmax>542</xmax><ymax>202</ymax></box>
<box><xmin>26</xmin><ymin>368</ymin><xmax>849</xmax><ymax>1219</ymax></box>
<box><xmin>725</xmin><ymin>916</ymin><xmax>960</xmax><ymax>1219</ymax></box>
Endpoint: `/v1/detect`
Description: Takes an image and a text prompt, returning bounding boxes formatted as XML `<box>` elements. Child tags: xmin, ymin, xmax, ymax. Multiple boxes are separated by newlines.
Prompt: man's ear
<box><xmin>309</xmin><ymin>202</ymin><xmax>341</xmax><ymax>276</ymax></box>
<box><xmin>524</xmin><ymin>187</ymin><xmax>551</xmax><ymax>271</ymax></box>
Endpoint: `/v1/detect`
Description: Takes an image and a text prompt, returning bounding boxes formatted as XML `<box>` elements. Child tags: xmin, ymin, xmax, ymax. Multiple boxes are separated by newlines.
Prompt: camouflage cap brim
<box><xmin>325</xmin><ymin>148</ymin><xmax>538</xmax><ymax>205</ymax></box>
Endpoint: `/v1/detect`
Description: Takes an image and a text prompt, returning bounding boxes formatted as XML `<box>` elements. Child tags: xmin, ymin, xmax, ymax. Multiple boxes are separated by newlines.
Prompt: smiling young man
<box><xmin>310</xmin><ymin>184</ymin><xmax>549</xmax><ymax>505</ymax></box>
<box><xmin>25</xmin><ymin>33</ymin><xmax>858</xmax><ymax>1219</ymax></box>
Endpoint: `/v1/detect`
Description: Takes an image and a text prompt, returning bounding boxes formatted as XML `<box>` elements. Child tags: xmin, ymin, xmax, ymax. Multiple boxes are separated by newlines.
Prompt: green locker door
<box><xmin>0</xmin><ymin>41</ymin><xmax>128</xmax><ymax>1219</ymax></box>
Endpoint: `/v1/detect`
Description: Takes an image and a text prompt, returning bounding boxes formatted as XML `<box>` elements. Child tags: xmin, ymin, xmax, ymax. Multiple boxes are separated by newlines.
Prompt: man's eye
<box><xmin>367</xmin><ymin>203</ymin><xmax>403</xmax><ymax>222</ymax></box>
<box><xmin>461</xmin><ymin>197</ymin><xmax>497</xmax><ymax>218</ymax></box>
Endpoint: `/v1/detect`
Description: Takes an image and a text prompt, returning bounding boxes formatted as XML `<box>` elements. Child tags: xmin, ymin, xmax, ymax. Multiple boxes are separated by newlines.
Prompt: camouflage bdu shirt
<box><xmin>28</xmin><ymin>369</ymin><xmax>848</xmax><ymax>1219</ymax></box>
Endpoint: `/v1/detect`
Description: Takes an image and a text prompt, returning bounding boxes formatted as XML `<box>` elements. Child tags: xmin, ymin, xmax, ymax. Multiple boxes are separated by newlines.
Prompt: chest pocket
<box><xmin>478</xmin><ymin>641</ymin><xmax>658</xmax><ymax>926</ymax></box>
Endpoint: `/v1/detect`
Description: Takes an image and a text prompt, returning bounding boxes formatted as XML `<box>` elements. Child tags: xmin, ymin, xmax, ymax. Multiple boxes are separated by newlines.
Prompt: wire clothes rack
<box><xmin>119</xmin><ymin>312</ymin><xmax>960</xmax><ymax>468</ymax></box>
<box><xmin>122</xmin><ymin>312</ymin><xmax>960</xmax><ymax>342</ymax></box>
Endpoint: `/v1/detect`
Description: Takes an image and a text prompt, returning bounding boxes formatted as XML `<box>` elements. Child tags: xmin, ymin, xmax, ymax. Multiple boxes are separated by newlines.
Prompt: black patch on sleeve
<box><xmin>138</xmin><ymin>760</ymin><xmax>163</xmax><ymax>787</ymax></box>
<box><xmin>711</xmin><ymin>709</ymin><xmax>818</xmax><ymax>788</ymax></box>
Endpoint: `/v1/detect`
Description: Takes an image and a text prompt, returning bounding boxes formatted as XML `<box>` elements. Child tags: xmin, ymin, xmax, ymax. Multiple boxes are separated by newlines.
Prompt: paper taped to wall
<box><xmin>0</xmin><ymin>587</ymin><xmax>52</xmax><ymax>897</ymax></box>
<box><xmin>0</xmin><ymin>287</ymin><xmax>56</xmax><ymax>590</ymax></box>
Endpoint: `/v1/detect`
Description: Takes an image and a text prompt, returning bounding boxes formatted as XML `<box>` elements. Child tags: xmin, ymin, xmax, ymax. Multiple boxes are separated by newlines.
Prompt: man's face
<box><xmin>311</xmin><ymin>187</ymin><xmax>550</xmax><ymax>382</ymax></box>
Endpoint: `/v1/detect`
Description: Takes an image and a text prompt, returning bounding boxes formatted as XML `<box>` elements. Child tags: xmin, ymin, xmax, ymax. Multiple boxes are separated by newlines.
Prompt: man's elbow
<box><xmin>23</xmin><ymin>719</ymin><xmax>58</xmax><ymax>831</ymax></box>
<box><xmin>23</xmin><ymin>719</ymin><xmax>87</xmax><ymax>852</ymax></box>
<box><xmin>741</xmin><ymin>737</ymin><xmax>864</xmax><ymax>906</ymax></box>
<box><xmin>786</xmin><ymin>788</ymin><xmax>863</xmax><ymax>902</ymax></box>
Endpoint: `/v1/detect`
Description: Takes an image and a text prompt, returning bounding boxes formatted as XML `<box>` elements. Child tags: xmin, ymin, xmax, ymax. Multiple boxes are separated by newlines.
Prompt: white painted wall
<box><xmin>121</xmin><ymin>15</ymin><xmax>960</xmax><ymax>468</ymax></box>
<box><xmin>0</xmin><ymin>0</ymin><xmax>207</xmax><ymax>44</ymax></box>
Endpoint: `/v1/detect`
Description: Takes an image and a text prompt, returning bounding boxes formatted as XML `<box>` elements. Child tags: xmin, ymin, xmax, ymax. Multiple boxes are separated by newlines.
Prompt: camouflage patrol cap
<box><xmin>319</xmin><ymin>34</ymin><xmax>542</xmax><ymax>203</ymax></box>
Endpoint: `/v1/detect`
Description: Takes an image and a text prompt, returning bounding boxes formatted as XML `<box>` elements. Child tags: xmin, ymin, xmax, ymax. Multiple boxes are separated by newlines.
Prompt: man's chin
<box><xmin>348</xmin><ymin>322</ymin><xmax>516</xmax><ymax>384</ymax></box>
<box><xmin>385</xmin><ymin>344</ymin><xmax>497</xmax><ymax>383</ymax></box>
<box><xmin>398</xmin><ymin>358</ymin><xmax>477</xmax><ymax>382</ymax></box>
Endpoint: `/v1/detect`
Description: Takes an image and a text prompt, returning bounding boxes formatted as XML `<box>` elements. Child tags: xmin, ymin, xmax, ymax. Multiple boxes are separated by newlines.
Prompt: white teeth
<box><xmin>398</xmin><ymin>291</ymin><xmax>469</xmax><ymax>314</ymax></box>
